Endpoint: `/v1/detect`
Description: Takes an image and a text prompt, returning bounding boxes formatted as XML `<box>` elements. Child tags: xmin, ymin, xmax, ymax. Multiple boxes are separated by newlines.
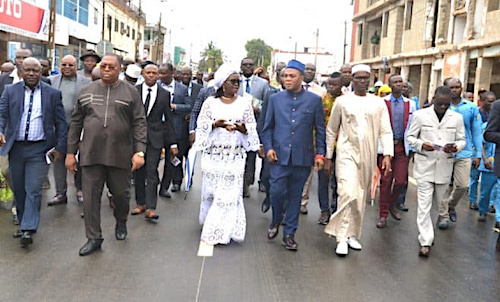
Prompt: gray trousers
<box><xmin>448</xmin><ymin>157</ymin><xmax>472</xmax><ymax>210</ymax></box>
<box><xmin>53</xmin><ymin>157</ymin><xmax>67</xmax><ymax>195</ymax></box>
<box><xmin>82</xmin><ymin>165</ymin><xmax>130</xmax><ymax>240</ymax></box>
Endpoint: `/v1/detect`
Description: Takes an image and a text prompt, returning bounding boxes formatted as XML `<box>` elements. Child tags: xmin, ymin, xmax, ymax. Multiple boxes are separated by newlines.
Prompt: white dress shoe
<box><xmin>336</xmin><ymin>241</ymin><xmax>348</xmax><ymax>256</ymax></box>
<box><xmin>347</xmin><ymin>237</ymin><xmax>362</xmax><ymax>250</ymax></box>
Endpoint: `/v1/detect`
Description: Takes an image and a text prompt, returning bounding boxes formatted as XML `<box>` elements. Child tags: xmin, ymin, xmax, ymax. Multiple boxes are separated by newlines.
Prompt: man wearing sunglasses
<box><xmin>49</xmin><ymin>55</ymin><xmax>91</xmax><ymax>206</ymax></box>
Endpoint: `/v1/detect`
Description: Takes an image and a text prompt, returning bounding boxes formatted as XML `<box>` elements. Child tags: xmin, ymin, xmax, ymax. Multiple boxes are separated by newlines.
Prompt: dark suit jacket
<box><xmin>484</xmin><ymin>100</ymin><xmax>500</xmax><ymax>177</ymax></box>
<box><xmin>0</xmin><ymin>71</ymin><xmax>50</xmax><ymax>96</ymax></box>
<box><xmin>158</xmin><ymin>80</ymin><xmax>191</xmax><ymax>140</ymax></box>
<box><xmin>188</xmin><ymin>82</ymin><xmax>203</xmax><ymax>106</ymax></box>
<box><xmin>261</xmin><ymin>89</ymin><xmax>326</xmax><ymax>167</ymax></box>
<box><xmin>258</xmin><ymin>87</ymin><xmax>279</xmax><ymax>134</ymax></box>
<box><xmin>136</xmin><ymin>85</ymin><xmax>176</xmax><ymax>150</ymax></box>
<box><xmin>0</xmin><ymin>81</ymin><xmax>68</xmax><ymax>156</ymax></box>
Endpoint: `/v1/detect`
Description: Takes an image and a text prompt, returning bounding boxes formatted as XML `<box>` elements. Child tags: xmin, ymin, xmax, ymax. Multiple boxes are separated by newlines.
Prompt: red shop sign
<box><xmin>0</xmin><ymin>0</ymin><xmax>45</xmax><ymax>34</ymax></box>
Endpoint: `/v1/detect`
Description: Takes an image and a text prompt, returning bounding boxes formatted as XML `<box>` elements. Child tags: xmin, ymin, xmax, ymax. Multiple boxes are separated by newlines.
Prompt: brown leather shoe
<box><xmin>145</xmin><ymin>209</ymin><xmax>159</xmax><ymax>220</ymax></box>
<box><xmin>47</xmin><ymin>194</ymin><xmax>67</xmax><ymax>206</ymax></box>
<box><xmin>376</xmin><ymin>217</ymin><xmax>387</xmax><ymax>228</ymax></box>
<box><xmin>419</xmin><ymin>245</ymin><xmax>431</xmax><ymax>257</ymax></box>
<box><xmin>388</xmin><ymin>206</ymin><xmax>402</xmax><ymax>220</ymax></box>
<box><xmin>317</xmin><ymin>210</ymin><xmax>330</xmax><ymax>225</ymax></box>
<box><xmin>131</xmin><ymin>205</ymin><xmax>146</xmax><ymax>215</ymax></box>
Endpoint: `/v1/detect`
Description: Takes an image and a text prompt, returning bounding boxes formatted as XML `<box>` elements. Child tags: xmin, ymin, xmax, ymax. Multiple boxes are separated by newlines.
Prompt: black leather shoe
<box><xmin>258</xmin><ymin>182</ymin><xmax>266</xmax><ymax>192</ymax></box>
<box><xmin>79</xmin><ymin>239</ymin><xmax>103</xmax><ymax>256</ymax></box>
<box><xmin>243</xmin><ymin>185</ymin><xmax>250</xmax><ymax>198</ymax></box>
<box><xmin>282</xmin><ymin>235</ymin><xmax>298</xmax><ymax>251</ymax></box>
<box><xmin>115</xmin><ymin>221</ymin><xmax>127</xmax><ymax>240</ymax></box>
<box><xmin>449</xmin><ymin>209</ymin><xmax>457</xmax><ymax>222</ymax></box>
<box><xmin>261</xmin><ymin>198</ymin><xmax>270</xmax><ymax>213</ymax></box>
<box><xmin>20</xmin><ymin>231</ymin><xmax>33</xmax><ymax>248</ymax></box>
<box><xmin>159</xmin><ymin>189</ymin><xmax>171</xmax><ymax>198</ymax></box>
<box><xmin>47</xmin><ymin>194</ymin><xmax>68</xmax><ymax>206</ymax></box>
<box><xmin>171</xmin><ymin>184</ymin><xmax>180</xmax><ymax>192</ymax></box>
<box><xmin>13</xmin><ymin>229</ymin><xmax>23</xmax><ymax>238</ymax></box>
<box><xmin>470</xmin><ymin>203</ymin><xmax>479</xmax><ymax>211</ymax></box>
<box><xmin>267</xmin><ymin>224</ymin><xmax>279</xmax><ymax>240</ymax></box>
<box><xmin>397</xmin><ymin>204</ymin><xmax>409</xmax><ymax>212</ymax></box>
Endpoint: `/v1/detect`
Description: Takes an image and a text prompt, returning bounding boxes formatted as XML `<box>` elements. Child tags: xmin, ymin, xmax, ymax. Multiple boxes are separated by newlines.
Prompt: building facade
<box><xmin>351</xmin><ymin>0</ymin><xmax>500</xmax><ymax>103</ymax></box>
<box><xmin>143</xmin><ymin>24</ymin><xmax>166</xmax><ymax>64</ymax></box>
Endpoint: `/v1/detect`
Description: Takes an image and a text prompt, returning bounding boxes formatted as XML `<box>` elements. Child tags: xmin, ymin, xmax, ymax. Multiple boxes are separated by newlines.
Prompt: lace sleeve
<box><xmin>193</xmin><ymin>97</ymin><xmax>215</xmax><ymax>151</ymax></box>
<box><xmin>241</xmin><ymin>100</ymin><xmax>261</xmax><ymax>152</ymax></box>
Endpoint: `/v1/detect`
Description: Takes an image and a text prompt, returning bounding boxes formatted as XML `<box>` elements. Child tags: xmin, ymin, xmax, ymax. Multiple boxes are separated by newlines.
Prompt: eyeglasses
<box><xmin>229</xmin><ymin>79</ymin><xmax>240</xmax><ymax>85</ymax></box>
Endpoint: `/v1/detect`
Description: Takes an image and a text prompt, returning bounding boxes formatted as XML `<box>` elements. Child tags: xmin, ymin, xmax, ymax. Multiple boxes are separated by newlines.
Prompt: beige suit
<box><xmin>406</xmin><ymin>106</ymin><xmax>466</xmax><ymax>246</ymax></box>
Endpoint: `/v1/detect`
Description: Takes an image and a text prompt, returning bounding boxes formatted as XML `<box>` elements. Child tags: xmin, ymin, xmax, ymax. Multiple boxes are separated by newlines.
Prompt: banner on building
<box><xmin>0</xmin><ymin>0</ymin><xmax>49</xmax><ymax>40</ymax></box>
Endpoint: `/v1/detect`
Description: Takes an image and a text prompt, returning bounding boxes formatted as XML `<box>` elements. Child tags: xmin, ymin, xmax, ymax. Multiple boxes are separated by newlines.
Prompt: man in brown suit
<box><xmin>66</xmin><ymin>54</ymin><xmax>147</xmax><ymax>256</ymax></box>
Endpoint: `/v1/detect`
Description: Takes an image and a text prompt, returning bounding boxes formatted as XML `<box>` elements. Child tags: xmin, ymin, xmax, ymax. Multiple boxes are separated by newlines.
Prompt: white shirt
<box><xmin>10</xmin><ymin>68</ymin><xmax>21</xmax><ymax>84</ymax></box>
<box><xmin>241</xmin><ymin>75</ymin><xmax>253</xmax><ymax>93</ymax></box>
<box><xmin>160</xmin><ymin>80</ymin><xmax>175</xmax><ymax>102</ymax></box>
<box><xmin>302</xmin><ymin>81</ymin><xmax>326</xmax><ymax>98</ymax></box>
<box><xmin>141</xmin><ymin>83</ymin><xmax>158</xmax><ymax>116</ymax></box>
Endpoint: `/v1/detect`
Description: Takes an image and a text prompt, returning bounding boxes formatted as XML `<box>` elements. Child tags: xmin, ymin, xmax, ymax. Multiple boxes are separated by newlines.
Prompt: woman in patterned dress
<box><xmin>193</xmin><ymin>64</ymin><xmax>260</xmax><ymax>245</ymax></box>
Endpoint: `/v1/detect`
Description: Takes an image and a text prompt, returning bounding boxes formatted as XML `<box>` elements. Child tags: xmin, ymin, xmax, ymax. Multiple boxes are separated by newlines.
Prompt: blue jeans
<box><xmin>9</xmin><ymin>141</ymin><xmax>50</xmax><ymax>232</ymax></box>
<box><xmin>269</xmin><ymin>164</ymin><xmax>310</xmax><ymax>236</ymax></box>
<box><xmin>479</xmin><ymin>172</ymin><xmax>499</xmax><ymax>215</ymax></box>
<box><xmin>468</xmin><ymin>168</ymin><xmax>480</xmax><ymax>204</ymax></box>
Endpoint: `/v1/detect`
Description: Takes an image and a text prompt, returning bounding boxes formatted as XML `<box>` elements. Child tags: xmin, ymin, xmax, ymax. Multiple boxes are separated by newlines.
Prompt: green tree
<box><xmin>245</xmin><ymin>39</ymin><xmax>273</xmax><ymax>68</ymax></box>
<box><xmin>198</xmin><ymin>41</ymin><xmax>224</xmax><ymax>72</ymax></box>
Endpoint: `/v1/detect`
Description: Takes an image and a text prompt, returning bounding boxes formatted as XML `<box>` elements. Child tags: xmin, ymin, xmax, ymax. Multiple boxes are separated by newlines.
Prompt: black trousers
<box><xmin>161</xmin><ymin>137</ymin><xmax>188</xmax><ymax>190</ymax></box>
<box><xmin>244</xmin><ymin>151</ymin><xmax>257</xmax><ymax>189</ymax></box>
<box><xmin>82</xmin><ymin>165</ymin><xmax>130</xmax><ymax>240</ymax></box>
<box><xmin>133</xmin><ymin>145</ymin><xmax>162</xmax><ymax>210</ymax></box>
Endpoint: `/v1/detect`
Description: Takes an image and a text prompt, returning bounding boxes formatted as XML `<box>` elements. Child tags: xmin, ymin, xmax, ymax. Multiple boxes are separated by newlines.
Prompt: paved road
<box><xmin>1</xmin><ymin>160</ymin><xmax>499</xmax><ymax>302</ymax></box>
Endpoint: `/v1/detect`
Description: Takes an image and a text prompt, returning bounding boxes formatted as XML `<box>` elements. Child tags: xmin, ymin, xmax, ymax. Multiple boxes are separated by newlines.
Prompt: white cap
<box><xmin>374</xmin><ymin>81</ymin><xmax>383</xmax><ymax>87</ymax></box>
<box><xmin>352</xmin><ymin>64</ymin><xmax>371</xmax><ymax>75</ymax></box>
<box><xmin>125</xmin><ymin>64</ymin><xmax>142</xmax><ymax>79</ymax></box>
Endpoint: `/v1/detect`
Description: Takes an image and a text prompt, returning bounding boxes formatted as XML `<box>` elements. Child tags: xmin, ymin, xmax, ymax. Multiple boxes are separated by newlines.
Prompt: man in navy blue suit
<box><xmin>261</xmin><ymin>60</ymin><xmax>326</xmax><ymax>251</ymax></box>
<box><xmin>0</xmin><ymin>58</ymin><xmax>67</xmax><ymax>248</ymax></box>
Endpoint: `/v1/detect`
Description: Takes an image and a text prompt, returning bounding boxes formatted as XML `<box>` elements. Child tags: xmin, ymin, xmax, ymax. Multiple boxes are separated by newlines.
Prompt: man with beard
<box><xmin>66</xmin><ymin>54</ymin><xmax>146</xmax><ymax>256</ymax></box>
<box><xmin>324</xmin><ymin>64</ymin><xmax>393</xmax><ymax>256</ymax></box>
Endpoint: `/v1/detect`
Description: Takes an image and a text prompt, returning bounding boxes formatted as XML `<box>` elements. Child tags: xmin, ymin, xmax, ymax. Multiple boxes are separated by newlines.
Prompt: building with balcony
<box><xmin>351</xmin><ymin>0</ymin><xmax>500</xmax><ymax>103</ymax></box>
<box><xmin>102</xmin><ymin>0</ymin><xmax>146</xmax><ymax>59</ymax></box>
<box><xmin>143</xmin><ymin>24</ymin><xmax>166</xmax><ymax>64</ymax></box>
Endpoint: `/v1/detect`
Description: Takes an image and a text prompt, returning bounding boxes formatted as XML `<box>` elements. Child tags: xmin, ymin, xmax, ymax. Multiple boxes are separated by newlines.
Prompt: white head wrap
<box><xmin>352</xmin><ymin>64</ymin><xmax>371</xmax><ymax>75</ymax></box>
<box><xmin>213</xmin><ymin>63</ymin><xmax>239</xmax><ymax>90</ymax></box>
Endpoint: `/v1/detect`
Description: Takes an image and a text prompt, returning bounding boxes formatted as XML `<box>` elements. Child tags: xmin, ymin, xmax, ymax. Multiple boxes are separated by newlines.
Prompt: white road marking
<box><xmin>197</xmin><ymin>240</ymin><xmax>214</xmax><ymax>257</ymax></box>
<box><xmin>195</xmin><ymin>256</ymin><xmax>206</xmax><ymax>302</ymax></box>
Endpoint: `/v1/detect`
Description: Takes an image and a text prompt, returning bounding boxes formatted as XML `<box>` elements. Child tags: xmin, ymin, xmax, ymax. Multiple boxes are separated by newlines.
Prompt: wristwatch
<box><xmin>136</xmin><ymin>151</ymin><xmax>145</xmax><ymax>157</ymax></box>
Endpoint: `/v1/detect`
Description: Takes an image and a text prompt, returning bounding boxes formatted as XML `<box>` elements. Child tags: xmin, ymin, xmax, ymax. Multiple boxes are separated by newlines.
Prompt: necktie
<box><xmin>304</xmin><ymin>84</ymin><xmax>310</xmax><ymax>91</ymax></box>
<box><xmin>144</xmin><ymin>88</ymin><xmax>151</xmax><ymax>115</ymax></box>
<box><xmin>24</xmin><ymin>91</ymin><xmax>35</xmax><ymax>141</ymax></box>
<box><xmin>246</xmin><ymin>78</ymin><xmax>251</xmax><ymax>93</ymax></box>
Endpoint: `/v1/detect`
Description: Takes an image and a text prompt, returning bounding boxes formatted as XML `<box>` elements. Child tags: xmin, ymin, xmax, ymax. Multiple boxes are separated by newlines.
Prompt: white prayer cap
<box><xmin>352</xmin><ymin>64</ymin><xmax>371</xmax><ymax>75</ymax></box>
<box><xmin>213</xmin><ymin>63</ymin><xmax>239</xmax><ymax>90</ymax></box>
<box><xmin>125</xmin><ymin>64</ymin><xmax>142</xmax><ymax>79</ymax></box>
<box><xmin>374</xmin><ymin>80</ymin><xmax>383</xmax><ymax>87</ymax></box>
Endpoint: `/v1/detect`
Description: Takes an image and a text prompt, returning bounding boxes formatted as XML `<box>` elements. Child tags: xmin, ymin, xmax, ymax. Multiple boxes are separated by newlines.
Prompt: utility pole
<box><xmin>343</xmin><ymin>21</ymin><xmax>347</xmax><ymax>64</ymax></box>
<box><xmin>101</xmin><ymin>0</ymin><xmax>105</xmax><ymax>41</ymax></box>
<box><xmin>314</xmin><ymin>28</ymin><xmax>319</xmax><ymax>67</ymax></box>
<box><xmin>48</xmin><ymin>0</ymin><xmax>56</xmax><ymax>70</ymax></box>
<box><xmin>135</xmin><ymin>0</ymin><xmax>142</xmax><ymax>61</ymax></box>
<box><xmin>156</xmin><ymin>13</ymin><xmax>162</xmax><ymax>64</ymax></box>
<box><xmin>294</xmin><ymin>42</ymin><xmax>297</xmax><ymax>59</ymax></box>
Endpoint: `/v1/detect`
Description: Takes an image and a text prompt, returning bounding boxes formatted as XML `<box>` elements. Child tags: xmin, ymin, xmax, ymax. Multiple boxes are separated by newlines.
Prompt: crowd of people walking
<box><xmin>1</xmin><ymin>47</ymin><xmax>499</xmax><ymax>257</ymax></box>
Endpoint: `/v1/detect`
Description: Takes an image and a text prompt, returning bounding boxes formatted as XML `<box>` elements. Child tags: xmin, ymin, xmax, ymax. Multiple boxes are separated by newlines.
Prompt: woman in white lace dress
<box><xmin>193</xmin><ymin>64</ymin><xmax>260</xmax><ymax>245</ymax></box>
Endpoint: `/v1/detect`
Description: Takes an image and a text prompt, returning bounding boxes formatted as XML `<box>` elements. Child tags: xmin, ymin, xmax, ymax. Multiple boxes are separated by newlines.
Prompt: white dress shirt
<box><xmin>17</xmin><ymin>83</ymin><xmax>45</xmax><ymax>141</ymax></box>
<box><xmin>10</xmin><ymin>68</ymin><xmax>21</xmax><ymax>84</ymax></box>
<box><xmin>160</xmin><ymin>80</ymin><xmax>175</xmax><ymax>102</ymax></box>
<box><xmin>241</xmin><ymin>75</ymin><xmax>253</xmax><ymax>93</ymax></box>
<box><xmin>142</xmin><ymin>82</ymin><xmax>158</xmax><ymax>116</ymax></box>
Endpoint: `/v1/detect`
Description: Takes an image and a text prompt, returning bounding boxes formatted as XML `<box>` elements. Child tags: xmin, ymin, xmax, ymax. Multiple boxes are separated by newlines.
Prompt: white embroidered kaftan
<box><xmin>193</xmin><ymin>95</ymin><xmax>260</xmax><ymax>245</ymax></box>
<box><xmin>324</xmin><ymin>93</ymin><xmax>394</xmax><ymax>242</ymax></box>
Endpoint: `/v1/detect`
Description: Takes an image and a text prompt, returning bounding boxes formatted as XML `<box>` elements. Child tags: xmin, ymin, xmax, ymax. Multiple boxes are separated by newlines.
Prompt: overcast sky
<box><xmin>136</xmin><ymin>0</ymin><xmax>354</xmax><ymax>66</ymax></box>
